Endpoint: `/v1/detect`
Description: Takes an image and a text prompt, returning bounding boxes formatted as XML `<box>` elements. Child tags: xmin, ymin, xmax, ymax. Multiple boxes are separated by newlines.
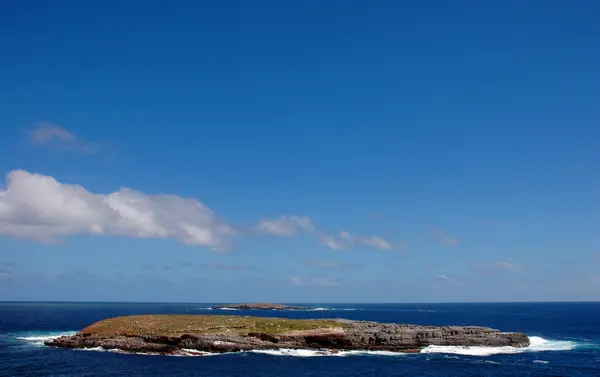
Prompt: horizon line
<box><xmin>1</xmin><ymin>300</ymin><xmax>599</xmax><ymax>305</ymax></box>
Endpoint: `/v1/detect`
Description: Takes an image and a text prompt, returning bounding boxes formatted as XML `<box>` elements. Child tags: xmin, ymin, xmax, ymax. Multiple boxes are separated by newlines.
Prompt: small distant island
<box><xmin>45</xmin><ymin>314</ymin><xmax>530</xmax><ymax>355</ymax></box>
<box><xmin>211</xmin><ymin>303</ymin><xmax>308</xmax><ymax>310</ymax></box>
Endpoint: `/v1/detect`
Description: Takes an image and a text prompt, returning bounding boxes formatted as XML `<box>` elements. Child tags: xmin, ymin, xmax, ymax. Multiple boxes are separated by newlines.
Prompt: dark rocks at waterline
<box><xmin>211</xmin><ymin>303</ymin><xmax>309</xmax><ymax>310</ymax></box>
<box><xmin>45</xmin><ymin>317</ymin><xmax>530</xmax><ymax>355</ymax></box>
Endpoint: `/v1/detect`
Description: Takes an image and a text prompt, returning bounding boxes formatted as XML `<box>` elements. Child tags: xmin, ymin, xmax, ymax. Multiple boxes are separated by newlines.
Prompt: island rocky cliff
<box><xmin>45</xmin><ymin>315</ymin><xmax>529</xmax><ymax>355</ymax></box>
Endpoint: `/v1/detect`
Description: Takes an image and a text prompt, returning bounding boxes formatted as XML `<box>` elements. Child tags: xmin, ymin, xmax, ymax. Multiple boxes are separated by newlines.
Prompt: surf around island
<box><xmin>45</xmin><ymin>314</ymin><xmax>530</xmax><ymax>356</ymax></box>
<box><xmin>210</xmin><ymin>303</ymin><xmax>309</xmax><ymax>310</ymax></box>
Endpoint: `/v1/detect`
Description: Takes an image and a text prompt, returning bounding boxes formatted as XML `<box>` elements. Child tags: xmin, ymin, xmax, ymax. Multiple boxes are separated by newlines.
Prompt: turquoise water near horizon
<box><xmin>1</xmin><ymin>302</ymin><xmax>599</xmax><ymax>376</ymax></box>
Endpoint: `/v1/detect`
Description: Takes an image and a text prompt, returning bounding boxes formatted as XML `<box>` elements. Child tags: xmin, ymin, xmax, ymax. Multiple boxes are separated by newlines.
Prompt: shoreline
<box><xmin>45</xmin><ymin>314</ymin><xmax>530</xmax><ymax>355</ymax></box>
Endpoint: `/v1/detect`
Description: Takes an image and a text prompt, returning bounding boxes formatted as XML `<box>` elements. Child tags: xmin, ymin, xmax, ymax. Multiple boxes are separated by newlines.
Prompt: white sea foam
<box><xmin>310</xmin><ymin>308</ymin><xmax>361</xmax><ymax>311</ymax></box>
<box><xmin>15</xmin><ymin>330</ymin><xmax>579</xmax><ymax>359</ymax></box>
<box><xmin>179</xmin><ymin>349</ymin><xmax>219</xmax><ymax>356</ymax></box>
<box><xmin>218</xmin><ymin>307</ymin><xmax>238</xmax><ymax>311</ymax></box>
<box><xmin>16</xmin><ymin>331</ymin><xmax>77</xmax><ymax>346</ymax></box>
<box><xmin>76</xmin><ymin>346</ymin><xmax>221</xmax><ymax>357</ymax></box>
<box><xmin>336</xmin><ymin>350</ymin><xmax>406</xmax><ymax>357</ymax></box>
<box><xmin>79</xmin><ymin>346</ymin><xmax>105</xmax><ymax>352</ymax></box>
<box><xmin>249</xmin><ymin>348</ymin><xmax>405</xmax><ymax>357</ymax></box>
<box><xmin>420</xmin><ymin>336</ymin><xmax>577</xmax><ymax>356</ymax></box>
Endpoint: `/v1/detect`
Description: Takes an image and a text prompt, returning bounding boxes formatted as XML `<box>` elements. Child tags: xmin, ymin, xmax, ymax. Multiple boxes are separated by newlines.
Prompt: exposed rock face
<box><xmin>45</xmin><ymin>315</ymin><xmax>529</xmax><ymax>355</ymax></box>
<box><xmin>212</xmin><ymin>303</ymin><xmax>308</xmax><ymax>310</ymax></box>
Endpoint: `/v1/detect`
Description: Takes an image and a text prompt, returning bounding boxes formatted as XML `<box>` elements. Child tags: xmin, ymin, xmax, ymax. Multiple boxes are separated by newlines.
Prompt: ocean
<box><xmin>1</xmin><ymin>302</ymin><xmax>599</xmax><ymax>376</ymax></box>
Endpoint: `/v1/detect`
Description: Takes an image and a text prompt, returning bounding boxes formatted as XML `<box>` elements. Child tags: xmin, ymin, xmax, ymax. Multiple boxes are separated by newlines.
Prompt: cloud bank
<box><xmin>0</xmin><ymin>170</ymin><xmax>397</xmax><ymax>251</ymax></box>
<box><xmin>0</xmin><ymin>170</ymin><xmax>234</xmax><ymax>249</ymax></box>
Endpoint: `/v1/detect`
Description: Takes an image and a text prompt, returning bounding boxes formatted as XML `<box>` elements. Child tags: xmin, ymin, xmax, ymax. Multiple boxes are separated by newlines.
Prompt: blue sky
<box><xmin>1</xmin><ymin>0</ymin><xmax>598</xmax><ymax>303</ymax></box>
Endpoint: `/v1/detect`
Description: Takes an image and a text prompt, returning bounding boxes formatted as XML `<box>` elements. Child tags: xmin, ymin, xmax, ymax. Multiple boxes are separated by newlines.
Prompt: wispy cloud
<box><xmin>472</xmin><ymin>261</ymin><xmax>523</xmax><ymax>274</ymax></box>
<box><xmin>360</xmin><ymin>235</ymin><xmax>394</xmax><ymax>250</ymax></box>
<box><xmin>29</xmin><ymin>122</ymin><xmax>99</xmax><ymax>155</ymax></box>
<box><xmin>53</xmin><ymin>269</ymin><xmax>100</xmax><ymax>283</ymax></box>
<box><xmin>319</xmin><ymin>235</ymin><xmax>346</xmax><ymax>250</ymax></box>
<box><xmin>0</xmin><ymin>268</ymin><xmax>13</xmax><ymax>281</ymax></box>
<box><xmin>254</xmin><ymin>216</ymin><xmax>398</xmax><ymax>251</ymax></box>
<box><xmin>319</xmin><ymin>230</ymin><xmax>401</xmax><ymax>251</ymax></box>
<box><xmin>495</xmin><ymin>261</ymin><xmax>519</xmax><ymax>270</ymax></box>
<box><xmin>436</xmin><ymin>274</ymin><xmax>457</xmax><ymax>282</ymax></box>
<box><xmin>432</xmin><ymin>228</ymin><xmax>461</xmax><ymax>246</ymax></box>
<box><xmin>255</xmin><ymin>216</ymin><xmax>314</xmax><ymax>236</ymax></box>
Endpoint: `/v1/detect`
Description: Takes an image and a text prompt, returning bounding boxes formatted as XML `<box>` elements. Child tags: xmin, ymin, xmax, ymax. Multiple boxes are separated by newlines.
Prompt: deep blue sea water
<box><xmin>1</xmin><ymin>302</ymin><xmax>599</xmax><ymax>376</ymax></box>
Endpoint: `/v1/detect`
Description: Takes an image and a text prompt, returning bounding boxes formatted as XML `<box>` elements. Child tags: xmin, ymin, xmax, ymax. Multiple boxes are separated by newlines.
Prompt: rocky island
<box><xmin>211</xmin><ymin>303</ymin><xmax>308</xmax><ymax>310</ymax></box>
<box><xmin>45</xmin><ymin>314</ymin><xmax>530</xmax><ymax>355</ymax></box>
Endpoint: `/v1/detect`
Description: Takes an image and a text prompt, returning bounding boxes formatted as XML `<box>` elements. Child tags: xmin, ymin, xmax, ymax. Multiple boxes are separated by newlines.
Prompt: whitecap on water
<box><xmin>420</xmin><ymin>336</ymin><xmax>577</xmax><ymax>356</ymax></box>
<box><xmin>14</xmin><ymin>331</ymin><xmax>581</xmax><ymax>359</ymax></box>
<box><xmin>16</xmin><ymin>331</ymin><xmax>77</xmax><ymax>346</ymax></box>
<box><xmin>249</xmin><ymin>348</ymin><xmax>405</xmax><ymax>357</ymax></box>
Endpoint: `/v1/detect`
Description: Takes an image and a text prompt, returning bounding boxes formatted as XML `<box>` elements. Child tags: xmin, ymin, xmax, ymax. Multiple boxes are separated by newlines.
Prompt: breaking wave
<box><xmin>311</xmin><ymin>308</ymin><xmax>361</xmax><ymax>311</ymax></box>
<box><xmin>249</xmin><ymin>348</ymin><xmax>405</xmax><ymax>357</ymax></box>
<box><xmin>15</xmin><ymin>331</ymin><xmax>77</xmax><ymax>346</ymax></box>
<box><xmin>420</xmin><ymin>336</ymin><xmax>577</xmax><ymax>356</ymax></box>
<box><xmin>15</xmin><ymin>332</ymin><xmax>583</xmax><ymax>358</ymax></box>
<box><xmin>204</xmin><ymin>307</ymin><xmax>362</xmax><ymax>311</ymax></box>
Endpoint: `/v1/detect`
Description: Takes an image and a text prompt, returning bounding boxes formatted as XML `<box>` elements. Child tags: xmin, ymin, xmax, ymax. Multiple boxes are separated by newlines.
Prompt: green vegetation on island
<box><xmin>81</xmin><ymin>314</ymin><xmax>348</xmax><ymax>337</ymax></box>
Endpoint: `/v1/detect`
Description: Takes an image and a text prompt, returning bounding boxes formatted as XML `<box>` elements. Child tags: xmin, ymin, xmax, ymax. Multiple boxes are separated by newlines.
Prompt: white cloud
<box><xmin>496</xmin><ymin>261</ymin><xmax>518</xmax><ymax>270</ymax></box>
<box><xmin>0</xmin><ymin>170</ymin><xmax>234</xmax><ymax>249</ymax></box>
<box><xmin>320</xmin><ymin>235</ymin><xmax>346</xmax><ymax>250</ymax></box>
<box><xmin>0</xmin><ymin>170</ymin><xmax>399</xmax><ymax>253</ymax></box>
<box><xmin>320</xmin><ymin>231</ymin><xmax>399</xmax><ymax>251</ymax></box>
<box><xmin>339</xmin><ymin>231</ymin><xmax>353</xmax><ymax>242</ymax></box>
<box><xmin>30</xmin><ymin>122</ymin><xmax>99</xmax><ymax>154</ymax></box>
<box><xmin>359</xmin><ymin>235</ymin><xmax>394</xmax><ymax>250</ymax></box>
<box><xmin>255</xmin><ymin>215</ymin><xmax>314</xmax><ymax>236</ymax></box>
<box><xmin>289</xmin><ymin>276</ymin><xmax>304</xmax><ymax>286</ymax></box>
<box><xmin>433</xmin><ymin>228</ymin><xmax>461</xmax><ymax>246</ymax></box>
<box><xmin>437</xmin><ymin>274</ymin><xmax>457</xmax><ymax>282</ymax></box>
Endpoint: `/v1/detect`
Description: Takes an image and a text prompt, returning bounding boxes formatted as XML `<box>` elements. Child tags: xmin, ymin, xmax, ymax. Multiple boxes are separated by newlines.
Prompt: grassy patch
<box><xmin>81</xmin><ymin>315</ymin><xmax>348</xmax><ymax>337</ymax></box>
